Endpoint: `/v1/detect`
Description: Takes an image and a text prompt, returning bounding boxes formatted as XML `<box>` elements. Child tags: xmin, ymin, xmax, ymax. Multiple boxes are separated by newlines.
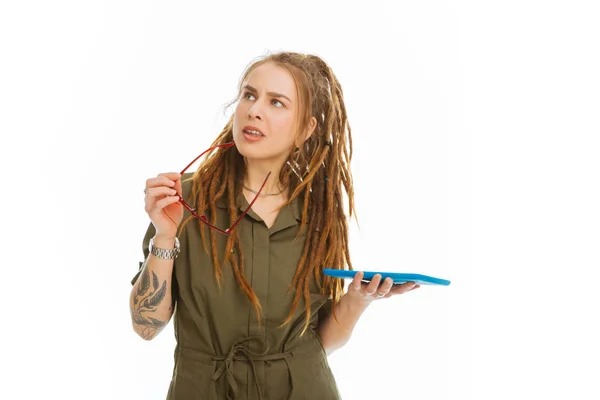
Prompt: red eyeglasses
<box><xmin>178</xmin><ymin>142</ymin><xmax>271</xmax><ymax>236</ymax></box>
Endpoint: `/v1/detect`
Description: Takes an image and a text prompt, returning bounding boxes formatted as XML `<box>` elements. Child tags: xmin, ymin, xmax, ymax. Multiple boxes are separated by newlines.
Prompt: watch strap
<box><xmin>150</xmin><ymin>237</ymin><xmax>180</xmax><ymax>259</ymax></box>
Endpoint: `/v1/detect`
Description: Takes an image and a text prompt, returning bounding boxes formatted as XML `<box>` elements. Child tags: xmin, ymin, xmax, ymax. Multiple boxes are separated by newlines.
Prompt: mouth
<box><xmin>242</xmin><ymin>126</ymin><xmax>265</xmax><ymax>137</ymax></box>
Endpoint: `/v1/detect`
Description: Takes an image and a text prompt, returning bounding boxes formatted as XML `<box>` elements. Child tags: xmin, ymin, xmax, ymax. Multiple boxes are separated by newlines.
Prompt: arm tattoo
<box><xmin>132</xmin><ymin>260</ymin><xmax>169</xmax><ymax>339</ymax></box>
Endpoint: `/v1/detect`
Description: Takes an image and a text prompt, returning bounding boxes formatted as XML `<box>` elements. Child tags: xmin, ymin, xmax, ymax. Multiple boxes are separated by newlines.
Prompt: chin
<box><xmin>232</xmin><ymin>133</ymin><xmax>251</xmax><ymax>155</ymax></box>
<box><xmin>236</xmin><ymin>145</ymin><xmax>265</xmax><ymax>160</ymax></box>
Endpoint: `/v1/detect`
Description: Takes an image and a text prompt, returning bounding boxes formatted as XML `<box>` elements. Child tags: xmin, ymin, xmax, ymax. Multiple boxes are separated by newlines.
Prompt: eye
<box><xmin>243</xmin><ymin>92</ymin><xmax>255</xmax><ymax>100</ymax></box>
<box><xmin>272</xmin><ymin>99</ymin><xmax>284</xmax><ymax>108</ymax></box>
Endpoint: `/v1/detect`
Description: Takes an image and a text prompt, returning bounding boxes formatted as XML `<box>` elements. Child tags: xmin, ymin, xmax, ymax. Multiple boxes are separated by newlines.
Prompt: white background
<box><xmin>2</xmin><ymin>1</ymin><xmax>599</xmax><ymax>399</ymax></box>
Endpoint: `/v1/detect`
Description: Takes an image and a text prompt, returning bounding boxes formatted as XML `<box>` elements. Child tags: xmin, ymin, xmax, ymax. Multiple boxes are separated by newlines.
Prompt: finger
<box><xmin>146</xmin><ymin>195</ymin><xmax>180</xmax><ymax>217</ymax></box>
<box><xmin>173</xmin><ymin>176</ymin><xmax>183</xmax><ymax>197</ymax></box>
<box><xmin>145</xmin><ymin>174</ymin><xmax>180</xmax><ymax>191</ymax></box>
<box><xmin>389</xmin><ymin>281</ymin><xmax>418</xmax><ymax>295</ymax></box>
<box><xmin>350</xmin><ymin>271</ymin><xmax>364</xmax><ymax>291</ymax></box>
<box><xmin>145</xmin><ymin>186</ymin><xmax>178</xmax><ymax>199</ymax></box>
<box><xmin>375</xmin><ymin>277</ymin><xmax>394</xmax><ymax>298</ymax></box>
<box><xmin>162</xmin><ymin>172</ymin><xmax>183</xmax><ymax>196</ymax></box>
<box><xmin>144</xmin><ymin>187</ymin><xmax>179</xmax><ymax>215</ymax></box>
<box><xmin>154</xmin><ymin>195</ymin><xmax>181</xmax><ymax>210</ymax></box>
<box><xmin>365</xmin><ymin>274</ymin><xmax>382</xmax><ymax>296</ymax></box>
<box><xmin>157</xmin><ymin>172</ymin><xmax>181</xmax><ymax>181</ymax></box>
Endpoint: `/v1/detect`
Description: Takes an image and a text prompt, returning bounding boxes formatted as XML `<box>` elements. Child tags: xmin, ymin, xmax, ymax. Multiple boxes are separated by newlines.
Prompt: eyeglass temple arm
<box><xmin>178</xmin><ymin>197</ymin><xmax>231</xmax><ymax>235</ymax></box>
<box><xmin>179</xmin><ymin>142</ymin><xmax>235</xmax><ymax>175</ymax></box>
<box><xmin>177</xmin><ymin>141</ymin><xmax>235</xmax><ymax>213</ymax></box>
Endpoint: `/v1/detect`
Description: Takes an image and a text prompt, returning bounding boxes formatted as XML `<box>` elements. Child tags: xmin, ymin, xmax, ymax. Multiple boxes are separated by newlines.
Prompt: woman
<box><xmin>129</xmin><ymin>51</ymin><xmax>420</xmax><ymax>399</ymax></box>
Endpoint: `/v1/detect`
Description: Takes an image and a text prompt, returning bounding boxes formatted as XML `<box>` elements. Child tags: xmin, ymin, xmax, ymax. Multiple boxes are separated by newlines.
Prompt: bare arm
<box><xmin>129</xmin><ymin>234</ymin><xmax>177</xmax><ymax>340</ymax></box>
<box><xmin>316</xmin><ymin>295</ymin><xmax>368</xmax><ymax>355</ymax></box>
<box><xmin>131</xmin><ymin>172</ymin><xmax>183</xmax><ymax>340</ymax></box>
<box><xmin>316</xmin><ymin>272</ymin><xmax>419</xmax><ymax>355</ymax></box>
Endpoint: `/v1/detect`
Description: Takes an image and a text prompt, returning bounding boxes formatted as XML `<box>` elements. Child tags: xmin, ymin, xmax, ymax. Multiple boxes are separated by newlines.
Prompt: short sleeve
<box><xmin>130</xmin><ymin>222</ymin><xmax>179</xmax><ymax>305</ymax></box>
<box><xmin>130</xmin><ymin>222</ymin><xmax>156</xmax><ymax>286</ymax></box>
<box><xmin>318</xmin><ymin>297</ymin><xmax>333</xmax><ymax>325</ymax></box>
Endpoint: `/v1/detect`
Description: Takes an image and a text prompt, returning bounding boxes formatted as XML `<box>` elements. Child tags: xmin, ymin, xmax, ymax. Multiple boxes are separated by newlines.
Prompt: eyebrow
<box><xmin>242</xmin><ymin>85</ymin><xmax>292</xmax><ymax>103</ymax></box>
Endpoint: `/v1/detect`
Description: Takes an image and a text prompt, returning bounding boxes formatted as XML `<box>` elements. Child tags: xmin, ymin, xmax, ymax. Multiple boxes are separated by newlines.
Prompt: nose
<box><xmin>247</xmin><ymin>101</ymin><xmax>263</xmax><ymax>120</ymax></box>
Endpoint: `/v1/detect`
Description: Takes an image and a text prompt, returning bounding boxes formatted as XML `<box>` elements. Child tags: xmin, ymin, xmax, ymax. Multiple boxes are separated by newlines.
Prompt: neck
<box><xmin>243</xmin><ymin>158</ymin><xmax>287</xmax><ymax>195</ymax></box>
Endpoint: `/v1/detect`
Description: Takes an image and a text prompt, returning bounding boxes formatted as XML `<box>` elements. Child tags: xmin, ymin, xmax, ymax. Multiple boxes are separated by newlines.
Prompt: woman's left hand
<box><xmin>344</xmin><ymin>271</ymin><xmax>420</xmax><ymax>306</ymax></box>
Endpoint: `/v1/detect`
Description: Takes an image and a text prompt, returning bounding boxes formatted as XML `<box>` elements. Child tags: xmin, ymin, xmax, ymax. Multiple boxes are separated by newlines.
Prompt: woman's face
<box><xmin>233</xmin><ymin>62</ymin><xmax>300</xmax><ymax>164</ymax></box>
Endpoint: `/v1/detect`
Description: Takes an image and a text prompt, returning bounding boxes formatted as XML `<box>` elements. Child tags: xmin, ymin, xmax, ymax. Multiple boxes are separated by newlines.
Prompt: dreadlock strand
<box><xmin>279</xmin><ymin>268</ymin><xmax>310</xmax><ymax>329</ymax></box>
<box><xmin>229</xmin><ymin>153</ymin><xmax>264</xmax><ymax>323</ymax></box>
<box><xmin>209</xmin><ymin>164</ymin><xmax>224</xmax><ymax>286</ymax></box>
<box><xmin>222</xmin><ymin>153</ymin><xmax>237</xmax><ymax>264</ymax></box>
<box><xmin>300</xmin><ymin>261</ymin><xmax>315</xmax><ymax>336</ymax></box>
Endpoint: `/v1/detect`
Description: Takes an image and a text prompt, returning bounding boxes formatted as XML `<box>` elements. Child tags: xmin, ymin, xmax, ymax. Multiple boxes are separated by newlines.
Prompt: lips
<box><xmin>242</xmin><ymin>125</ymin><xmax>265</xmax><ymax>136</ymax></box>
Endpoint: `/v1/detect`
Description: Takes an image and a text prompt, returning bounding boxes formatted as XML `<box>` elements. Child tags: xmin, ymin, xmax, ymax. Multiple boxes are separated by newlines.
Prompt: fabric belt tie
<box><xmin>211</xmin><ymin>336</ymin><xmax>295</xmax><ymax>400</ymax></box>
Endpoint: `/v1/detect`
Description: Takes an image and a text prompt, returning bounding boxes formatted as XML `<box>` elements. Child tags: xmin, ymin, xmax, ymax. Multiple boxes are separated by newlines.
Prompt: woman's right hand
<box><xmin>144</xmin><ymin>172</ymin><xmax>183</xmax><ymax>238</ymax></box>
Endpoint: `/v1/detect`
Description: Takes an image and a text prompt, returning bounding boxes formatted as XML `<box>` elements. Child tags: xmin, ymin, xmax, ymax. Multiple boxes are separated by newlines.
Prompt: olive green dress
<box><xmin>131</xmin><ymin>173</ymin><xmax>342</xmax><ymax>400</ymax></box>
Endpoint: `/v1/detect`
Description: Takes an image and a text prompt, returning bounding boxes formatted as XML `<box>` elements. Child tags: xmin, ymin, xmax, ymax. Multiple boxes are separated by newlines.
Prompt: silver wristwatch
<box><xmin>149</xmin><ymin>237</ymin><xmax>181</xmax><ymax>259</ymax></box>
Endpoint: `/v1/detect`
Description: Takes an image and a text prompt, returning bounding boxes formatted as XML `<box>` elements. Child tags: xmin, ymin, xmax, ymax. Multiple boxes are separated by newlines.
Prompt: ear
<box><xmin>296</xmin><ymin>116</ymin><xmax>317</xmax><ymax>147</ymax></box>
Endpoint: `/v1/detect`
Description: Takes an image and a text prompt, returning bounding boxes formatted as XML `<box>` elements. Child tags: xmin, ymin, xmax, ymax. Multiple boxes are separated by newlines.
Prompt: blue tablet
<box><xmin>322</xmin><ymin>269</ymin><xmax>451</xmax><ymax>286</ymax></box>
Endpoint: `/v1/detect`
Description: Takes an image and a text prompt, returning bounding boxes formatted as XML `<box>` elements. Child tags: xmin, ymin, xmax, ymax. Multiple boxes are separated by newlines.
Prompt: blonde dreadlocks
<box><xmin>178</xmin><ymin>51</ymin><xmax>356</xmax><ymax>335</ymax></box>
